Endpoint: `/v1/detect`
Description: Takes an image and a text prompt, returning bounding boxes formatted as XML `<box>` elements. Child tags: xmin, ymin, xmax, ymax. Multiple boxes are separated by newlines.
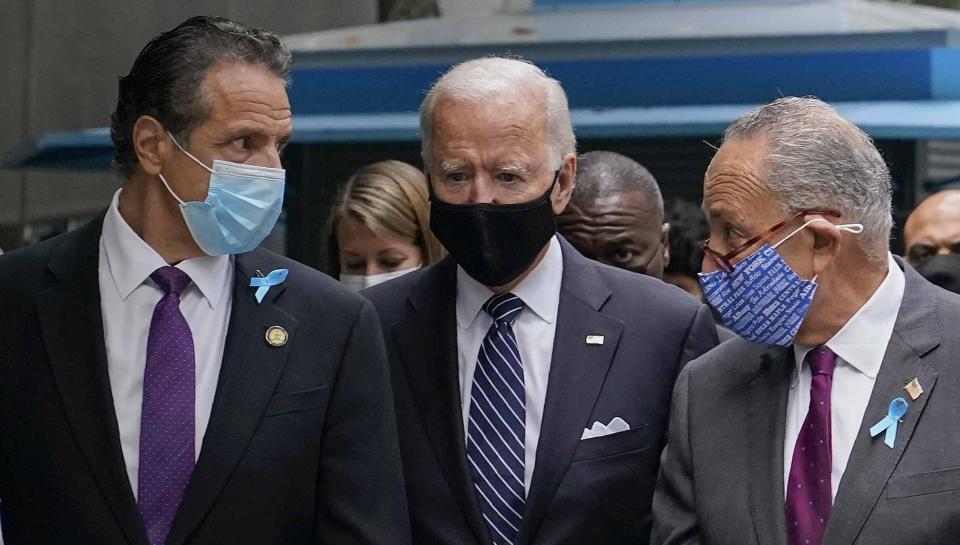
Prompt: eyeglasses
<box><xmin>700</xmin><ymin>209</ymin><xmax>841</xmax><ymax>274</ymax></box>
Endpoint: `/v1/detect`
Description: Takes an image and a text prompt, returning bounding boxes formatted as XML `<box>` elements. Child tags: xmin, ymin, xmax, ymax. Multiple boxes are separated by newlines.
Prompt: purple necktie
<box><xmin>786</xmin><ymin>346</ymin><xmax>837</xmax><ymax>545</ymax></box>
<box><xmin>138</xmin><ymin>266</ymin><xmax>196</xmax><ymax>545</ymax></box>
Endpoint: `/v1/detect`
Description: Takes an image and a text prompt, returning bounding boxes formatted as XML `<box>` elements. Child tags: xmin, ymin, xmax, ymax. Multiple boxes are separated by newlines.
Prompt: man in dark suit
<box><xmin>0</xmin><ymin>16</ymin><xmax>407</xmax><ymax>545</ymax></box>
<box><xmin>652</xmin><ymin>97</ymin><xmax>960</xmax><ymax>545</ymax></box>
<box><xmin>557</xmin><ymin>151</ymin><xmax>670</xmax><ymax>279</ymax></box>
<box><xmin>363</xmin><ymin>56</ymin><xmax>718</xmax><ymax>545</ymax></box>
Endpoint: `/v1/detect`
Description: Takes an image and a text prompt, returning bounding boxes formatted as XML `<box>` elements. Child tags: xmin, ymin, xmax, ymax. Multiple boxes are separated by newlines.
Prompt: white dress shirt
<box><xmin>784</xmin><ymin>252</ymin><xmax>905</xmax><ymax>501</ymax></box>
<box><xmin>99</xmin><ymin>189</ymin><xmax>234</xmax><ymax>499</ymax></box>
<box><xmin>457</xmin><ymin>236</ymin><xmax>563</xmax><ymax>494</ymax></box>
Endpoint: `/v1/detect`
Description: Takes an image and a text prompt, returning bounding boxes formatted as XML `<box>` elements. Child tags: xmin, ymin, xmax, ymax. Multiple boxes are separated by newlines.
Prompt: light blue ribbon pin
<box><xmin>249</xmin><ymin>268</ymin><xmax>288</xmax><ymax>304</ymax></box>
<box><xmin>869</xmin><ymin>397</ymin><xmax>909</xmax><ymax>448</ymax></box>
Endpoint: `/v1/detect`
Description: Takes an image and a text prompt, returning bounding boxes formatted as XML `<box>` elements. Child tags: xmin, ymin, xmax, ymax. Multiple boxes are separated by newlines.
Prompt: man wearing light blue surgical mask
<box><xmin>158</xmin><ymin>131</ymin><xmax>285</xmax><ymax>256</ymax></box>
<box><xmin>653</xmin><ymin>97</ymin><xmax>960</xmax><ymax>545</ymax></box>
<box><xmin>0</xmin><ymin>16</ymin><xmax>408</xmax><ymax>545</ymax></box>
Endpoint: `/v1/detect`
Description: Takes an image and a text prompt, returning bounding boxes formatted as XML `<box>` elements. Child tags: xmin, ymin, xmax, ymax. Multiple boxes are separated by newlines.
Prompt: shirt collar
<box><xmin>456</xmin><ymin>235</ymin><xmax>563</xmax><ymax>330</ymax></box>
<box><xmin>101</xmin><ymin>189</ymin><xmax>233</xmax><ymax>308</ymax></box>
<box><xmin>793</xmin><ymin>252</ymin><xmax>905</xmax><ymax>384</ymax></box>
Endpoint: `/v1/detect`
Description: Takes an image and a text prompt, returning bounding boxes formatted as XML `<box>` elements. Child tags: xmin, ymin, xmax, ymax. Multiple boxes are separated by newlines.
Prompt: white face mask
<box><xmin>339</xmin><ymin>266</ymin><xmax>420</xmax><ymax>292</ymax></box>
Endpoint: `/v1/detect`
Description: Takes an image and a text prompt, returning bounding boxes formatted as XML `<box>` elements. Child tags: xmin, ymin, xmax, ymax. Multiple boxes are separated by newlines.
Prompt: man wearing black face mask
<box><xmin>557</xmin><ymin>151</ymin><xmax>670</xmax><ymax>278</ymax></box>
<box><xmin>363</xmin><ymin>56</ymin><xmax>719</xmax><ymax>545</ymax></box>
<box><xmin>904</xmin><ymin>188</ymin><xmax>960</xmax><ymax>294</ymax></box>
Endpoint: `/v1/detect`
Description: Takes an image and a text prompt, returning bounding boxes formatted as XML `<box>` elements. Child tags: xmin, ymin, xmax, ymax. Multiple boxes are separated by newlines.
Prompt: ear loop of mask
<box><xmin>771</xmin><ymin>218</ymin><xmax>865</xmax><ymax>282</ymax></box>
<box><xmin>158</xmin><ymin>131</ymin><xmax>216</xmax><ymax>205</ymax></box>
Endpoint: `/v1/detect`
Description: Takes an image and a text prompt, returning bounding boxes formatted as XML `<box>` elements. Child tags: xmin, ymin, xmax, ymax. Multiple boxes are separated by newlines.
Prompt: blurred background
<box><xmin>3</xmin><ymin>0</ymin><xmax>960</xmax><ymax>271</ymax></box>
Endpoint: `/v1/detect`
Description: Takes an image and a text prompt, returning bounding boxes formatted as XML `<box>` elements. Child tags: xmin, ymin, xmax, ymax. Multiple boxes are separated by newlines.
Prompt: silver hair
<box><xmin>419</xmin><ymin>56</ymin><xmax>576</xmax><ymax>168</ymax></box>
<box><xmin>723</xmin><ymin>96</ymin><xmax>892</xmax><ymax>262</ymax></box>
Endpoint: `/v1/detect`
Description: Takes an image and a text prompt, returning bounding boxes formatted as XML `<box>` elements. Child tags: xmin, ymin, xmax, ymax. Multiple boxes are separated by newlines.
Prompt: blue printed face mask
<box><xmin>159</xmin><ymin>132</ymin><xmax>285</xmax><ymax>256</ymax></box>
<box><xmin>698</xmin><ymin>219</ymin><xmax>864</xmax><ymax>346</ymax></box>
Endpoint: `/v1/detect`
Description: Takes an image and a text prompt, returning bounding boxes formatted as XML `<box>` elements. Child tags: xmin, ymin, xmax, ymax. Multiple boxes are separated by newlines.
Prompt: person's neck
<box><xmin>118</xmin><ymin>175</ymin><xmax>205</xmax><ymax>265</ymax></box>
<box><xmin>487</xmin><ymin>239</ymin><xmax>552</xmax><ymax>294</ymax></box>
<box><xmin>794</xmin><ymin>253</ymin><xmax>889</xmax><ymax>346</ymax></box>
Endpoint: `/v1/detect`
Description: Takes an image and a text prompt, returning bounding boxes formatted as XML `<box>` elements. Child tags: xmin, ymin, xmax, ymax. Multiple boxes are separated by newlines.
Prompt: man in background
<box><xmin>904</xmin><ymin>188</ymin><xmax>960</xmax><ymax>293</ymax></box>
<box><xmin>557</xmin><ymin>151</ymin><xmax>669</xmax><ymax>278</ymax></box>
<box><xmin>662</xmin><ymin>199</ymin><xmax>710</xmax><ymax>299</ymax></box>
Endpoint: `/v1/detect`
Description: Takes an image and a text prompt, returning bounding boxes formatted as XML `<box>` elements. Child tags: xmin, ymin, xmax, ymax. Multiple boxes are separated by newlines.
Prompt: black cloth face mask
<box><xmin>430</xmin><ymin>171</ymin><xmax>559</xmax><ymax>287</ymax></box>
<box><xmin>916</xmin><ymin>253</ymin><xmax>960</xmax><ymax>294</ymax></box>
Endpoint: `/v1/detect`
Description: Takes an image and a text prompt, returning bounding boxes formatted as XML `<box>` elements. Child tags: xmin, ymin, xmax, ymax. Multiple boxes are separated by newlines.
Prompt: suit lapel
<box><xmin>746</xmin><ymin>347</ymin><xmax>792</xmax><ymax>545</ymax></box>
<box><xmin>36</xmin><ymin>216</ymin><xmax>149</xmax><ymax>545</ymax></box>
<box><xmin>392</xmin><ymin>258</ymin><xmax>489</xmax><ymax>544</ymax></box>
<box><xmin>167</xmin><ymin>251</ymin><xmax>297</xmax><ymax>545</ymax></box>
<box><xmin>515</xmin><ymin>240</ymin><xmax>623</xmax><ymax>545</ymax></box>
<box><xmin>823</xmin><ymin>264</ymin><xmax>940</xmax><ymax>545</ymax></box>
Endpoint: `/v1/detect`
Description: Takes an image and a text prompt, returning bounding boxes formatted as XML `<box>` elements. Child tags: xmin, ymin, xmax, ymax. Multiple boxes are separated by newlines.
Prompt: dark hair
<box><xmin>110</xmin><ymin>16</ymin><xmax>292</xmax><ymax>178</ymax></box>
<box><xmin>572</xmin><ymin>151</ymin><xmax>663</xmax><ymax>223</ymax></box>
<box><xmin>663</xmin><ymin>198</ymin><xmax>709</xmax><ymax>277</ymax></box>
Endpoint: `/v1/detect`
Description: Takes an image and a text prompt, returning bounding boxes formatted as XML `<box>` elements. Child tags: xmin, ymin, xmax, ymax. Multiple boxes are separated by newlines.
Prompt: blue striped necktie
<box><xmin>467</xmin><ymin>292</ymin><xmax>527</xmax><ymax>545</ymax></box>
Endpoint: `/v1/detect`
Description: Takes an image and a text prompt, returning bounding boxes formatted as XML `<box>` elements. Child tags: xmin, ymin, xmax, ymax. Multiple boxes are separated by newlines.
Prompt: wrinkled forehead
<box><xmin>703</xmin><ymin>137</ymin><xmax>779</xmax><ymax>226</ymax></box>
<box><xmin>432</xmin><ymin>85</ymin><xmax>547</xmax><ymax>127</ymax></box>
<box><xmin>430</xmin><ymin>93</ymin><xmax>551</xmax><ymax>163</ymax></box>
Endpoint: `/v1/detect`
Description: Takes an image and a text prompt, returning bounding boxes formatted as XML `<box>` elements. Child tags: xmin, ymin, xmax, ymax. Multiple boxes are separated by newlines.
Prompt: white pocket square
<box><xmin>581</xmin><ymin>417</ymin><xmax>630</xmax><ymax>440</ymax></box>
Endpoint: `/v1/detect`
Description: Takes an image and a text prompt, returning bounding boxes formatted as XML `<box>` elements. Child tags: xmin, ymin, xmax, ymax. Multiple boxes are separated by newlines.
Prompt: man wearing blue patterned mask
<box><xmin>0</xmin><ymin>16</ymin><xmax>407</xmax><ymax>545</ymax></box>
<box><xmin>653</xmin><ymin>97</ymin><xmax>960</xmax><ymax>545</ymax></box>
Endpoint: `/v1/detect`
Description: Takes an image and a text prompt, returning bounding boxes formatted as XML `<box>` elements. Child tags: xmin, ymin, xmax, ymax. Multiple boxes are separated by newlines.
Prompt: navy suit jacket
<box><xmin>0</xmin><ymin>216</ymin><xmax>410</xmax><ymax>545</ymax></box>
<box><xmin>363</xmin><ymin>237</ymin><xmax>718</xmax><ymax>545</ymax></box>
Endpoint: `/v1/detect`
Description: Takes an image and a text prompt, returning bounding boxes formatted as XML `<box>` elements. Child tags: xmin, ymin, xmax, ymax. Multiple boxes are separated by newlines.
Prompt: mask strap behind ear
<box><xmin>158</xmin><ymin>173</ymin><xmax>186</xmax><ymax>205</ymax></box>
<box><xmin>772</xmin><ymin>218</ymin><xmax>865</xmax><ymax>282</ymax></box>
<box><xmin>166</xmin><ymin>131</ymin><xmax>214</xmax><ymax>174</ymax></box>
<box><xmin>772</xmin><ymin>218</ymin><xmax>865</xmax><ymax>250</ymax></box>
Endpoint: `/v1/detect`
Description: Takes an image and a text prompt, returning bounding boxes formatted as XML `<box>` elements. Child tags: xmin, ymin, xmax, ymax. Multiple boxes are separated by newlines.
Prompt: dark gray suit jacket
<box><xmin>0</xmin><ymin>216</ymin><xmax>410</xmax><ymax>545</ymax></box>
<box><xmin>652</xmin><ymin>259</ymin><xmax>960</xmax><ymax>545</ymax></box>
<box><xmin>364</xmin><ymin>237</ymin><xmax>719</xmax><ymax>545</ymax></box>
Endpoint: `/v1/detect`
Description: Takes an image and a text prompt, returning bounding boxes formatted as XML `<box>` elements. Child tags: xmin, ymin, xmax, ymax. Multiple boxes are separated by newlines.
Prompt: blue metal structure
<box><xmin>6</xmin><ymin>0</ymin><xmax>960</xmax><ymax>171</ymax></box>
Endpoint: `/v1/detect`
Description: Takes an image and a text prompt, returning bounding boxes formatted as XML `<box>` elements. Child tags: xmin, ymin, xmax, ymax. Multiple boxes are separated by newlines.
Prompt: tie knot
<box><xmin>808</xmin><ymin>346</ymin><xmax>837</xmax><ymax>377</ymax></box>
<box><xmin>150</xmin><ymin>266</ymin><xmax>192</xmax><ymax>296</ymax></box>
<box><xmin>483</xmin><ymin>293</ymin><xmax>526</xmax><ymax>324</ymax></box>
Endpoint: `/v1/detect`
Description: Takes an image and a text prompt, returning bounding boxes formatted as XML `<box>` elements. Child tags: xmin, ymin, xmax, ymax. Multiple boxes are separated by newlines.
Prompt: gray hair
<box><xmin>723</xmin><ymin>96</ymin><xmax>892</xmax><ymax>262</ymax></box>
<box><xmin>419</xmin><ymin>56</ymin><xmax>576</xmax><ymax>168</ymax></box>
<box><xmin>573</xmin><ymin>151</ymin><xmax>664</xmax><ymax>224</ymax></box>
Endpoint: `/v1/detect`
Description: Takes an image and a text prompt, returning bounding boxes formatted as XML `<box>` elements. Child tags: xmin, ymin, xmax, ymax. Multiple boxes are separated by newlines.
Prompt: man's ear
<box><xmin>551</xmin><ymin>152</ymin><xmax>577</xmax><ymax>214</ymax></box>
<box><xmin>132</xmin><ymin>115</ymin><xmax>168</xmax><ymax>176</ymax></box>
<box><xmin>661</xmin><ymin>222</ymin><xmax>671</xmax><ymax>269</ymax></box>
<box><xmin>807</xmin><ymin>217</ymin><xmax>842</xmax><ymax>277</ymax></box>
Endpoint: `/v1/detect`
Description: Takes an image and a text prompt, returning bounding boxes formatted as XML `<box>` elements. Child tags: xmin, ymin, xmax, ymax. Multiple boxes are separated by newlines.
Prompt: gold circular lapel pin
<box><xmin>265</xmin><ymin>325</ymin><xmax>288</xmax><ymax>347</ymax></box>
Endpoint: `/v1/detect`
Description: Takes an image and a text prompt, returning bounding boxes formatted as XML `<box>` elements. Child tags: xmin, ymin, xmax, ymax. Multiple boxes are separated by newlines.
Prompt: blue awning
<box><xmin>9</xmin><ymin>100</ymin><xmax>960</xmax><ymax>170</ymax></box>
<box><xmin>7</xmin><ymin>0</ymin><xmax>960</xmax><ymax>171</ymax></box>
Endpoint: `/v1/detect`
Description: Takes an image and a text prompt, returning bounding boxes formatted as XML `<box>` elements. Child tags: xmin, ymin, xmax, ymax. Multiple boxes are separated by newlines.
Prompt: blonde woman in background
<box><xmin>326</xmin><ymin>160</ymin><xmax>443</xmax><ymax>290</ymax></box>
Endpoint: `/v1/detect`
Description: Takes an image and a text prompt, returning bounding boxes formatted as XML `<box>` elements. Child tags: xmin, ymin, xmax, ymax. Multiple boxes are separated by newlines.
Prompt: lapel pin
<box><xmin>249</xmin><ymin>268</ymin><xmax>288</xmax><ymax>304</ymax></box>
<box><xmin>265</xmin><ymin>325</ymin><xmax>288</xmax><ymax>347</ymax></box>
<box><xmin>869</xmin><ymin>397</ymin><xmax>909</xmax><ymax>448</ymax></box>
<box><xmin>904</xmin><ymin>378</ymin><xmax>924</xmax><ymax>401</ymax></box>
<box><xmin>586</xmin><ymin>335</ymin><xmax>604</xmax><ymax>345</ymax></box>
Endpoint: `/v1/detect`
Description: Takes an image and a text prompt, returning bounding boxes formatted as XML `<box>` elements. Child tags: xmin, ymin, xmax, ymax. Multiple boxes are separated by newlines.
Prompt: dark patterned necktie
<box><xmin>138</xmin><ymin>266</ymin><xmax>196</xmax><ymax>545</ymax></box>
<box><xmin>467</xmin><ymin>293</ymin><xmax>527</xmax><ymax>545</ymax></box>
<box><xmin>785</xmin><ymin>346</ymin><xmax>837</xmax><ymax>545</ymax></box>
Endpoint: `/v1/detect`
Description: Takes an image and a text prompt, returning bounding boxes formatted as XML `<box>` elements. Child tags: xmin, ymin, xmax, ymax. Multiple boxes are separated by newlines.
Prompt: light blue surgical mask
<box><xmin>159</xmin><ymin>132</ymin><xmax>285</xmax><ymax>256</ymax></box>
<box><xmin>698</xmin><ymin>219</ymin><xmax>863</xmax><ymax>346</ymax></box>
